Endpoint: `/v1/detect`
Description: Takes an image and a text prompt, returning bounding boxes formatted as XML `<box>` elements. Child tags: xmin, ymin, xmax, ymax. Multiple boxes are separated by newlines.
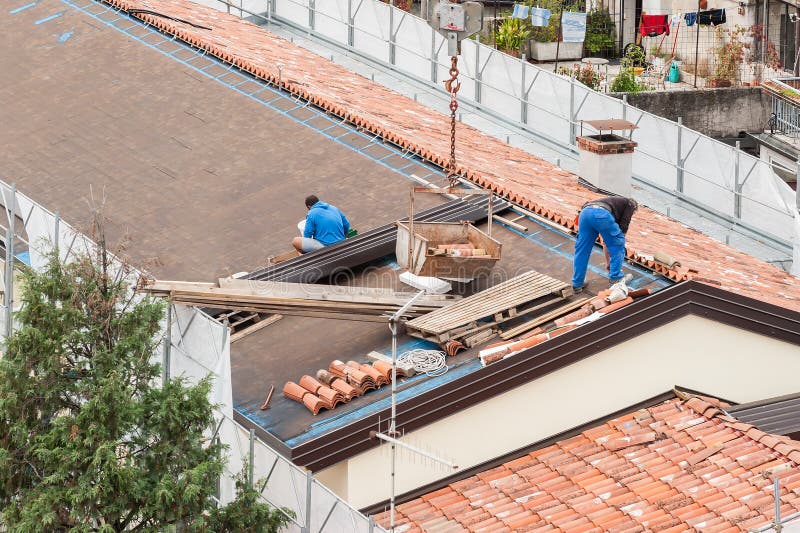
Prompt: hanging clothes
<box><xmin>684</xmin><ymin>12</ymin><xmax>697</xmax><ymax>26</ymax></box>
<box><xmin>561</xmin><ymin>11</ymin><xmax>587</xmax><ymax>42</ymax></box>
<box><xmin>671</xmin><ymin>13</ymin><xmax>681</xmax><ymax>26</ymax></box>
<box><xmin>512</xmin><ymin>4</ymin><xmax>529</xmax><ymax>19</ymax></box>
<box><xmin>640</xmin><ymin>14</ymin><xmax>670</xmax><ymax>37</ymax></box>
<box><xmin>697</xmin><ymin>9</ymin><xmax>726</xmax><ymax>25</ymax></box>
<box><xmin>530</xmin><ymin>7</ymin><xmax>551</xmax><ymax>27</ymax></box>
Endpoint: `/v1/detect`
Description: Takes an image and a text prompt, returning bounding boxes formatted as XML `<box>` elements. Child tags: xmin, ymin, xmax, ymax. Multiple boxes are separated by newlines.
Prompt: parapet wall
<box><xmin>610</xmin><ymin>87</ymin><xmax>771</xmax><ymax>138</ymax></box>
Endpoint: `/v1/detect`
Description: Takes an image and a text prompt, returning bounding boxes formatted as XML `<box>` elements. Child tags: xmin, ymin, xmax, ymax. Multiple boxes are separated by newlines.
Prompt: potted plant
<box><xmin>610</xmin><ymin>45</ymin><xmax>647</xmax><ymax>93</ymax></box>
<box><xmin>710</xmin><ymin>25</ymin><xmax>747</xmax><ymax>88</ymax></box>
<box><xmin>558</xmin><ymin>62</ymin><xmax>605</xmax><ymax>90</ymax></box>
<box><xmin>747</xmin><ymin>24</ymin><xmax>781</xmax><ymax>85</ymax></box>
<box><xmin>495</xmin><ymin>17</ymin><xmax>530</xmax><ymax>57</ymax></box>
<box><xmin>527</xmin><ymin>0</ymin><xmax>584</xmax><ymax>61</ymax></box>
<box><xmin>584</xmin><ymin>1</ymin><xmax>615</xmax><ymax>57</ymax></box>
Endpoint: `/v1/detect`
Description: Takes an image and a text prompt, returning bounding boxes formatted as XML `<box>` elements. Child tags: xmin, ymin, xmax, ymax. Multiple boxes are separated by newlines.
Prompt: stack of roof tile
<box><xmin>282</xmin><ymin>381</ymin><xmax>325</xmax><ymax>415</ymax></box>
<box><xmin>377</xmin><ymin>393</ymin><xmax>800</xmax><ymax>532</ymax></box>
<box><xmin>284</xmin><ymin>359</ymin><xmax>396</xmax><ymax>415</ymax></box>
<box><xmin>316</xmin><ymin>369</ymin><xmax>359</xmax><ymax>401</ymax></box>
<box><xmin>109</xmin><ymin>0</ymin><xmax>800</xmax><ymax>311</ymax></box>
<box><xmin>298</xmin><ymin>375</ymin><xmax>345</xmax><ymax>410</ymax></box>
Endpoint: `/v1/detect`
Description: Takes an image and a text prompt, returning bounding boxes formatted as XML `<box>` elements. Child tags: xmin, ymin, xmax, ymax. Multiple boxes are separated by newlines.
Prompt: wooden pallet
<box><xmin>404</xmin><ymin>271</ymin><xmax>571</xmax><ymax>342</ymax></box>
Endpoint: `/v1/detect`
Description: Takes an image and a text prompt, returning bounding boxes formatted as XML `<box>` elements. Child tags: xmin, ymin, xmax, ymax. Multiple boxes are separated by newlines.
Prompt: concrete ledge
<box><xmin>609</xmin><ymin>86</ymin><xmax>770</xmax><ymax>137</ymax></box>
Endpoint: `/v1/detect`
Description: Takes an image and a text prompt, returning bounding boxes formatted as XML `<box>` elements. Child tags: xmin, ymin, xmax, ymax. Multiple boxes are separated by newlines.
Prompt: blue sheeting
<box><xmin>282</xmin><ymin>357</ymin><xmax>482</xmax><ymax>447</ymax></box>
<box><xmin>15</xmin><ymin>251</ymin><xmax>30</xmax><ymax>266</ymax></box>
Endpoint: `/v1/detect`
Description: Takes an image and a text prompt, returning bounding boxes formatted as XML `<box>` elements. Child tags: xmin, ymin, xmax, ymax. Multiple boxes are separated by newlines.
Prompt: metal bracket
<box><xmin>427</xmin><ymin>0</ymin><xmax>483</xmax><ymax>56</ymax></box>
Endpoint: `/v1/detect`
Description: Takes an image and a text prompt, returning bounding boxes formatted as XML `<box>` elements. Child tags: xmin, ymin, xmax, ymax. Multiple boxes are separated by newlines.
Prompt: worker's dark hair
<box><xmin>305</xmin><ymin>195</ymin><xmax>319</xmax><ymax>208</ymax></box>
<box><xmin>629</xmin><ymin>198</ymin><xmax>639</xmax><ymax>212</ymax></box>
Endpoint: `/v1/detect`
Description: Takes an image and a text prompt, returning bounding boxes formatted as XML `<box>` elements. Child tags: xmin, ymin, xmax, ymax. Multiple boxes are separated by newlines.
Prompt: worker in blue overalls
<box><xmin>572</xmin><ymin>196</ymin><xmax>638</xmax><ymax>293</ymax></box>
<box><xmin>292</xmin><ymin>195</ymin><xmax>351</xmax><ymax>254</ymax></box>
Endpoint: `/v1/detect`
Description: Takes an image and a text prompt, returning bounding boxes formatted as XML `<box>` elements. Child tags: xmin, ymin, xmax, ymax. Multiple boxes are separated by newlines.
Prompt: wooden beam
<box><xmin>499</xmin><ymin>298</ymin><xmax>589</xmax><ymax>340</ymax></box>
<box><xmin>492</xmin><ymin>214</ymin><xmax>527</xmax><ymax>232</ymax></box>
<box><xmin>230</xmin><ymin>314</ymin><xmax>283</xmax><ymax>343</ymax></box>
<box><xmin>412</xmin><ymin>187</ymin><xmax>491</xmax><ymax>196</ymax></box>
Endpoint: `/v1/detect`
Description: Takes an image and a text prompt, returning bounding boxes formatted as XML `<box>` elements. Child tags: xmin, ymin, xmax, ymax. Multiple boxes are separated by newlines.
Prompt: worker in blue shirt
<box><xmin>292</xmin><ymin>195</ymin><xmax>351</xmax><ymax>254</ymax></box>
<box><xmin>572</xmin><ymin>196</ymin><xmax>638</xmax><ymax>293</ymax></box>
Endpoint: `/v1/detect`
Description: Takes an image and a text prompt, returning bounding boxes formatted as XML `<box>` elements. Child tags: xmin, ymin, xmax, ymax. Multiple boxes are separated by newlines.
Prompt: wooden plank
<box><xmin>463</xmin><ymin>328</ymin><xmax>497</xmax><ymax>347</ymax></box>
<box><xmin>170</xmin><ymin>300</ymin><xmax>389</xmax><ymax>322</ymax></box>
<box><xmin>218</xmin><ymin>278</ymin><xmax>458</xmax><ymax>306</ymax></box>
<box><xmin>499</xmin><ymin>298</ymin><xmax>590</xmax><ymax>340</ymax></box>
<box><xmin>168</xmin><ymin>294</ymin><xmax>438</xmax><ymax>316</ymax></box>
<box><xmin>229</xmin><ymin>313</ymin><xmax>258</xmax><ymax>328</ymax></box>
<box><xmin>230</xmin><ymin>314</ymin><xmax>283</xmax><ymax>343</ymax></box>
<box><xmin>139</xmin><ymin>279</ymin><xmax>217</xmax><ymax>294</ymax></box>
<box><xmin>151</xmin><ymin>282</ymin><xmax>453</xmax><ymax>309</ymax></box>
<box><xmin>163</xmin><ymin>288</ymin><xmax>445</xmax><ymax>310</ymax></box>
<box><xmin>492</xmin><ymin>214</ymin><xmax>527</xmax><ymax>232</ymax></box>
<box><xmin>268</xmin><ymin>249</ymin><xmax>300</xmax><ymax>264</ymax></box>
<box><xmin>413</xmin><ymin>187</ymin><xmax>491</xmax><ymax>196</ymax></box>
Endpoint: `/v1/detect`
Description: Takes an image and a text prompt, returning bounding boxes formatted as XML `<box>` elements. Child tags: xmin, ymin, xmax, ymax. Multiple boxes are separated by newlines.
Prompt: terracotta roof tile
<box><xmin>104</xmin><ymin>0</ymin><xmax>799</xmax><ymax>311</ymax></box>
<box><xmin>379</xmin><ymin>395</ymin><xmax>800</xmax><ymax>531</ymax></box>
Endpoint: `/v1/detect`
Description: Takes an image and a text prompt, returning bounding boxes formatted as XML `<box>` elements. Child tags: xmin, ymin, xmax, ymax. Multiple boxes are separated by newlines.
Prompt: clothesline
<box><xmin>511</xmin><ymin>4</ymin><xmax>588</xmax><ymax>41</ymax></box>
<box><xmin>641</xmin><ymin>9</ymin><xmax>726</xmax><ymax>37</ymax></box>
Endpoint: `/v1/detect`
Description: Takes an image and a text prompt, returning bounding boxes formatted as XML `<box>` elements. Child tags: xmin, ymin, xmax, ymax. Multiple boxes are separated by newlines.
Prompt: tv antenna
<box><xmin>372</xmin><ymin>290</ymin><xmax>458</xmax><ymax>531</ymax></box>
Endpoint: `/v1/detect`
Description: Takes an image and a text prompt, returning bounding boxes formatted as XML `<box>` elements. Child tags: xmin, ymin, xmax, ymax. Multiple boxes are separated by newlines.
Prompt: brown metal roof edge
<box><xmin>727</xmin><ymin>391</ymin><xmax>800</xmax><ymax>413</ymax></box>
<box><xmin>725</xmin><ymin>392</ymin><xmax>800</xmax><ymax>437</ymax></box>
<box><xmin>289</xmin><ymin>281</ymin><xmax>800</xmax><ymax>471</ymax></box>
<box><xmin>359</xmin><ymin>386</ymin><xmax>726</xmax><ymax>517</ymax></box>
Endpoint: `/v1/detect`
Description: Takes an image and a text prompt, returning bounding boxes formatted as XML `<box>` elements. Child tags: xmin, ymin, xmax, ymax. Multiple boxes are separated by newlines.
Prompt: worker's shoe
<box><xmin>572</xmin><ymin>283</ymin><xmax>588</xmax><ymax>294</ymax></box>
<box><xmin>608</xmin><ymin>274</ymin><xmax>633</xmax><ymax>287</ymax></box>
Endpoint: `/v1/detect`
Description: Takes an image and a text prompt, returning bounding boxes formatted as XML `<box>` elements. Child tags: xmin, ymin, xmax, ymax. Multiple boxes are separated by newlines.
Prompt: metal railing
<box><xmin>210</xmin><ymin>0</ymin><xmax>798</xmax><ymax>253</ymax></box>
<box><xmin>766</xmin><ymin>77</ymin><xmax>800</xmax><ymax>138</ymax></box>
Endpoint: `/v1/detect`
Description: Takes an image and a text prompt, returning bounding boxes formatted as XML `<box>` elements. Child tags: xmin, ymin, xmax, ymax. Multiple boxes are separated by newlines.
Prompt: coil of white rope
<box><xmin>398</xmin><ymin>349</ymin><xmax>448</xmax><ymax>377</ymax></box>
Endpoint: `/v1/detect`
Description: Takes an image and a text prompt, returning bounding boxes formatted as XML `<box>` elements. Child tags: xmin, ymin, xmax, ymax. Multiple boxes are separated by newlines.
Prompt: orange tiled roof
<box><xmin>376</xmin><ymin>394</ymin><xmax>800</xmax><ymax>532</ymax></box>
<box><xmin>105</xmin><ymin>0</ymin><xmax>799</xmax><ymax>311</ymax></box>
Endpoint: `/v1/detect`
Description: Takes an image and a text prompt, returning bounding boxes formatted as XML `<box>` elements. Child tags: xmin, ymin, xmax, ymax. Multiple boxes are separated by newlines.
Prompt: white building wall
<box><xmin>317</xmin><ymin>315</ymin><xmax>800</xmax><ymax>508</ymax></box>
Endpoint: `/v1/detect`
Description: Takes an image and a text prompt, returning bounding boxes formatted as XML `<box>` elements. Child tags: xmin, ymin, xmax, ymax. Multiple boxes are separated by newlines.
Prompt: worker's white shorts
<box><xmin>299</xmin><ymin>237</ymin><xmax>325</xmax><ymax>253</ymax></box>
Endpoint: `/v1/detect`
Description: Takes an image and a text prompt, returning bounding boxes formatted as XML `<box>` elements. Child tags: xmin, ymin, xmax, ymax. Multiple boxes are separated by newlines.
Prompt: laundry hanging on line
<box><xmin>684</xmin><ymin>12</ymin><xmax>697</xmax><ymax>26</ymax></box>
<box><xmin>530</xmin><ymin>6</ymin><xmax>551</xmax><ymax>27</ymax></box>
<box><xmin>561</xmin><ymin>11</ymin><xmax>587</xmax><ymax>42</ymax></box>
<box><xmin>512</xmin><ymin>4</ymin><xmax>529</xmax><ymax>19</ymax></box>
<box><xmin>697</xmin><ymin>8</ymin><xmax>726</xmax><ymax>25</ymax></box>
<box><xmin>640</xmin><ymin>14</ymin><xmax>670</xmax><ymax>37</ymax></box>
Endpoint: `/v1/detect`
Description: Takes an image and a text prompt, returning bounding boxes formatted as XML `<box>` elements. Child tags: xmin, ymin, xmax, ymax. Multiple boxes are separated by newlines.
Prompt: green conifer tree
<box><xmin>0</xmin><ymin>229</ymin><xmax>290</xmax><ymax>532</ymax></box>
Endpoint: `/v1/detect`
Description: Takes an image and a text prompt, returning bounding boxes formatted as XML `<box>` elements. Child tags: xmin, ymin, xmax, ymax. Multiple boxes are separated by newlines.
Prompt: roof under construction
<box><xmin>4</xmin><ymin>0</ymin><xmax>800</xmax><ymax>488</ymax></box>
<box><xmin>0</xmin><ymin>0</ymin><xmax>667</xmax><ymax>418</ymax></box>
<box><xmin>84</xmin><ymin>0</ymin><xmax>800</xmax><ymax>312</ymax></box>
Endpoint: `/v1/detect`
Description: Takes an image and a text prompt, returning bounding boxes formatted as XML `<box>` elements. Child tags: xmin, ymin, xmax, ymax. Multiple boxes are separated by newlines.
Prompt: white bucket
<box><xmin>297</xmin><ymin>219</ymin><xmax>306</xmax><ymax>235</ymax></box>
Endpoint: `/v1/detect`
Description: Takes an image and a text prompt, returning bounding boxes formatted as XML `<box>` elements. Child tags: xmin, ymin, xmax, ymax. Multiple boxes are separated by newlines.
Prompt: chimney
<box><xmin>576</xmin><ymin>119</ymin><xmax>638</xmax><ymax>197</ymax></box>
